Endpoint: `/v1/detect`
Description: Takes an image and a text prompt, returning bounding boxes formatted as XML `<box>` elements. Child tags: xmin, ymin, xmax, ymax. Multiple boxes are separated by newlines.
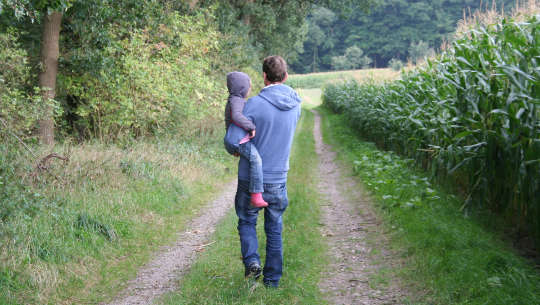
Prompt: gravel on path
<box><xmin>105</xmin><ymin>180</ymin><xmax>236</xmax><ymax>305</ymax></box>
<box><xmin>312</xmin><ymin>110</ymin><xmax>404</xmax><ymax>305</ymax></box>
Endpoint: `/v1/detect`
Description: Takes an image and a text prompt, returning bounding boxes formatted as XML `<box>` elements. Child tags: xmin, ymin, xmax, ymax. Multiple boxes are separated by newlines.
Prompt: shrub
<box><xmin>0</xmin><ymin>31</ymin><xmax>41</xmax><ymax>140</ymax></box>
<box><xmin>388</xmin><ymin>58</ymin><xmax>403</xmax><ymax>71</ymax></box>
<box><xmin>60</xmin><ymin>12</ymin><xmax>227</xmax><ymax>140</ymax></box>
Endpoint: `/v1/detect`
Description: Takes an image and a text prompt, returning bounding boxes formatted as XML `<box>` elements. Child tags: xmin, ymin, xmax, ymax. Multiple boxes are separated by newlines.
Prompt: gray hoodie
<box><xmin>224</xmin><ymin>72</ymin><xmax>255</xmax><ymax>132</ymax></box>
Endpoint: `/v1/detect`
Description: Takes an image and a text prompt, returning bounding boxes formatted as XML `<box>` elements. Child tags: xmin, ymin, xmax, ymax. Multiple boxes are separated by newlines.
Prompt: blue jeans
<box><xmin>235</xmin><ymin>180</ymin><xmax>288</xmax><ymax>287</ymax></box>
<box><xmin>234</xmin><ymin>142</ymin><xmax>264</xmax><ymax>194</ymax></box>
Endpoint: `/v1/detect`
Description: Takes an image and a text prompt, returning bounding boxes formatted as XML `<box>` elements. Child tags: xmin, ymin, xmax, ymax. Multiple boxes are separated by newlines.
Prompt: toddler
<box><xmin>224</xmin><ymin>71</ymin><xmax>268</xmax><ymax>208</ymax></box>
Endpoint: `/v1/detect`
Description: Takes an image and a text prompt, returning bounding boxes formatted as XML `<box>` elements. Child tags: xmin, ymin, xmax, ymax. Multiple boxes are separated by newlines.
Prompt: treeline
<box><xmin>290</xmin><ymin>0</ymin><xmax>515</xmax><ymax>73</ymax></box>
<box><xmin>0</xmin><ymin>0</ymin><xmax>371</xmax><ymax>144</ymax></box>
<box><xmin>322</xmin><ymin>11</ymin><xmax>540</xmax><ymax>244</ymax></box>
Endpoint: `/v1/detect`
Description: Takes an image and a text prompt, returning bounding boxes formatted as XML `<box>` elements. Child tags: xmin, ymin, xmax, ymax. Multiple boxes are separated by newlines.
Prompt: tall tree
<box><xmin>38</xmin><ymin>10</ymin><xmax>62</xmax><ymax>145</ymax></box>
<box><xmin>1</xmin><ymin>0</ymin><xmax>72</xmax><ymax>145</ymax></box>
<box><xmin>196</xmin><ymin>0</ymin><xmax>372</xmax><ymax>63</ymax></box>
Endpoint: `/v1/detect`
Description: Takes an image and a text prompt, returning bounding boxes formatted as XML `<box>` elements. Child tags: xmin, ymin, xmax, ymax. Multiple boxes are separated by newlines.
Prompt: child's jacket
<box><xmin>224</xmin><ymin>72</ymin><xmax>255</xmax><ymax>131</ymax></box>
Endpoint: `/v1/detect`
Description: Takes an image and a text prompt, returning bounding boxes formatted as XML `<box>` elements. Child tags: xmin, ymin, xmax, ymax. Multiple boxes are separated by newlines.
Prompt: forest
<box><xmin>290</xmin><ymin>0</ymin><xmax>517</xmax><ymax>72</ymax></box>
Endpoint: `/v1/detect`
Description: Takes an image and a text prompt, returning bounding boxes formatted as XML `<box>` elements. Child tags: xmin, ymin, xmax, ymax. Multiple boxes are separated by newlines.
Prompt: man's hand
<box><xmin>249</xmin><ymin>130</ymin><xmax>256</xmax><ymax>138</ymax></box>
<box><xmin>233</xmin><ymin>152</ymin><xmax>240</xmax><ymax>157</ymax></box>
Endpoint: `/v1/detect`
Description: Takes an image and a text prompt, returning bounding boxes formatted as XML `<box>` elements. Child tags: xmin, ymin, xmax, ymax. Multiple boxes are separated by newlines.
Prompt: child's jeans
<box><xmin>236</xmin><ymin>142</ymin><xmax>264</xmax><ymax>194</ymax></box>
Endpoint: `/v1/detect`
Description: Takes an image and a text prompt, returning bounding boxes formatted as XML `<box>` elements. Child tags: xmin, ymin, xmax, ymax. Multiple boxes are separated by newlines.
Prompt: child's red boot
<box><xmin>250</xmin><ymin>193</ymin><xmax>268</xmax><ymax>208</ymax></box>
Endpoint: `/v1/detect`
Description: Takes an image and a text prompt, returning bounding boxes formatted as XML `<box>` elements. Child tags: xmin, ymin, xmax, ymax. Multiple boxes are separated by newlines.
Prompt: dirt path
<box><xmin>105</xmin><ymin>180</ymin><xmax>236</xmax><ymax>305</ymax></box>
<box><xmin>313</xmin><ymin>110</ymin><xmax>404</xmax><ymax>305</ymax></box>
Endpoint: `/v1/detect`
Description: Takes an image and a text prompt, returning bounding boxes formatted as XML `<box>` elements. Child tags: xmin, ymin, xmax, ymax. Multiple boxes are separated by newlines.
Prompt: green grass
<box><xmin>318</xmin><ymin>106</ymin><xmax>540</xmax><ymax>305</ymax></box>
<box><xmin>159</xmin><ymin>110</ymin><xmax>328</xmax><ymax>304</ymax></box>
<box><xmin>0</xmin><ymin>134</ymin><xmax>236</xmax><ymax>304</ymax></box>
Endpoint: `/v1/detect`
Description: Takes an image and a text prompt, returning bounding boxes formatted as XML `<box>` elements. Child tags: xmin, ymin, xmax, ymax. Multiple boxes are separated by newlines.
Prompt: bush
<box><xmin>59</xmin><ymin>11</ymin><xmax>227</xmax><ymax>140</ymax></box>
<box><xmin>331</xmin><ymin>45</ymin><xmax>371</xmax><ymax>71</ymax></box>
<box><xmin>388</xmin><ymin>58</ymin><xmax>403</xmax><ymax>71</ymax></box>
<box><xmin>0</xmin><ymin>31</ymin><xmax>40</xmax><ymax>140</ymax></box>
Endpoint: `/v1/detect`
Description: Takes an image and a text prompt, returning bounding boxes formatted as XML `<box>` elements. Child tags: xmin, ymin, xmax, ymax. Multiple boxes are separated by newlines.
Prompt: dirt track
<box><xmin>105</xmin><ymin>181</ymin><xmax>236</xmax><ymax>305</ymax></box>
<box><xmin>313</xmin><ymin>109</ymin><xmax>404</xmax><ymax>305</ymax></box>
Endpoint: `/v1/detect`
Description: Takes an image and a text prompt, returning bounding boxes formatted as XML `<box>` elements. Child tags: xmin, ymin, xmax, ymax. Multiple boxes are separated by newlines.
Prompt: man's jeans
<box><xmin>235</xmin><ymin>179</ymin><xmax>288</xmax><ymax>287</ymax></box>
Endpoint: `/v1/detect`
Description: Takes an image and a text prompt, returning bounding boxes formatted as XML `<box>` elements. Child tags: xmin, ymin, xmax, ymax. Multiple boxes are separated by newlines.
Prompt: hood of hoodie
<box><xmin>258</xmin><ymin>84</ymin><xmax>301</xmax><ymax>111</ymax></box>
<box><xmin>227</xmin><ymin>71</ymin><xmax>251</xmax><ymax>98</ymax></box>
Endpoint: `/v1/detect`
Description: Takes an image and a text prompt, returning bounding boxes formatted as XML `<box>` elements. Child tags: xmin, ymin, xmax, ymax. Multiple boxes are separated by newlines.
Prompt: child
<box><xmin>224</xmin><ymin>71</ymin><xmax>268</xmax><ymax>208</ymax></box>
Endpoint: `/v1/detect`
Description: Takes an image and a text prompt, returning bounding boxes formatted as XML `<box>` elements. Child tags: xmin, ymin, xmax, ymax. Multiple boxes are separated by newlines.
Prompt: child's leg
<box><xmin>237</xmin><ymin>142</ymin><xmax>264</xmax><ymax>194</ymax></box>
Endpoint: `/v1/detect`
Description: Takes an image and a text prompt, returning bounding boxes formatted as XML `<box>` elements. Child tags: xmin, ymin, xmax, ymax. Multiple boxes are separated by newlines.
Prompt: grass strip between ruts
<box><xmin>318</xmin><ymin>106</ymin><xmax>540</xmax><ymax>305</ymax></box>
<box><xmin>159</xmin><ymin>110</ymin><xmax>328</xmax><ymax>304</ymax></box>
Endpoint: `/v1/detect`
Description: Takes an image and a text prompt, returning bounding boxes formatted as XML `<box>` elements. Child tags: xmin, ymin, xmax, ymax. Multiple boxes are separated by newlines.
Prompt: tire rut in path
<box><xmin>105</xmin><ymin>180</ymin><xmax>236</xmax><ymax>305</ymax></box>
<box><xmin>312</xmin><ymin>110</ymin><xmax>404</xmax><ymax>305</ymax></box>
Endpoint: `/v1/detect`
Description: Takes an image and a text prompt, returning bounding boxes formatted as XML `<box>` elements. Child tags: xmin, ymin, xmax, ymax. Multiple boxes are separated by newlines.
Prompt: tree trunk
<box><xmin>242</xmin><ymin>0</ymin><xmax>253</xmax><ymax>25</ymax></box>
<box><xmin>188</xmin><ymin>0</ymin><xmax>198</xmax><ymax>10</ymax></box>
<box><xmin>38</xmin><ymin>11</ymin><xmax>62</xmax><ymax>146</ymax></box>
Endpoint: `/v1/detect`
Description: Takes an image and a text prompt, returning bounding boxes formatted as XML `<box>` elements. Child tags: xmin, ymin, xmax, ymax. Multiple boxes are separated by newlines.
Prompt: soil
<box><xmin>104</xmin><ymin>180</ymin><xmax>236</xmax><ymax>305</ymax></box>
<box><xmin>312</xmin><ymin>109</ymin><xmax>405</xmax><ymax>305</ymax></box>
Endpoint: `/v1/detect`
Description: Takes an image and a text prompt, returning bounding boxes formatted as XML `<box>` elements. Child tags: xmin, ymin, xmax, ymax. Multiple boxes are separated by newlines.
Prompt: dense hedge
<box><xmin>0</xmin><ymin>6</ymin><xmax>260</xmax><ymax>142</ymax></box>
<box><xmin>323</xmin><ymin>15</ymin><xmax>540</xmax><ymax>241</ymax></box>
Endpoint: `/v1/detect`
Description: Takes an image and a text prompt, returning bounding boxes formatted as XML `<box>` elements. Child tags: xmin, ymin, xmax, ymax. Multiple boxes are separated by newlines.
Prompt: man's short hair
<box><xmin>263</xmin><ymin>55</ymin><xmax>287</xmax><ymax>83</ymax></box>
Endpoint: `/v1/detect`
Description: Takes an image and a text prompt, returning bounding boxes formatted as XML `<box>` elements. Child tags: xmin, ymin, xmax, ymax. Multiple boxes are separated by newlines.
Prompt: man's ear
<box><xmin>263</xmin><ymin>72</ymin><xmax>270</xmax><ymax>86</ymax></box>
<box><xmin>282</xmin><ymin>72</ymin><xmax>288</xmax><ymax>83</ymax></box>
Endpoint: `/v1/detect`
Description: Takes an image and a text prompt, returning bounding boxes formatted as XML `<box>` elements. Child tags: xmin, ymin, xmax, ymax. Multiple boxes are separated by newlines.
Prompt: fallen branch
<box><xmin>36</xmin><ymin>153</ymin><xmax>69</xmax><ymax>171</ymax></box>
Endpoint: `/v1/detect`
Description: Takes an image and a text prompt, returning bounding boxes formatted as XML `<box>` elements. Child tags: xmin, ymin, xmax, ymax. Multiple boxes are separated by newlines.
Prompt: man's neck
<box><xmin>264</xmin><ymin>83</ymin><xmax>281</xmax><ymax>89</ymax></box>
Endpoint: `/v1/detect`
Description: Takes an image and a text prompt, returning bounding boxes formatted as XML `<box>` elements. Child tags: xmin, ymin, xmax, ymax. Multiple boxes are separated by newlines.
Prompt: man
<box><xmin>235</xmin><ymin>55</ymin><xmax>301</xmax><ymax>288</ymax></box>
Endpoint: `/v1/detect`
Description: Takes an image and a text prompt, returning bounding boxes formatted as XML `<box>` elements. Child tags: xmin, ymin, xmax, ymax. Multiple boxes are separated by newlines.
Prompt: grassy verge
<box><xmin>287</xmin><ymin>68</ymin><xmax>400</xmax><ymax>89</ymax></box>
<box><xmin>159</xmin><ymin>110</ymin><xmax>328</xmax><ymax>304</ymax></box>
<box><xmin>0</xmin><ymin>134</ymin><xmax>235</xmax><ymax>304</ymax></box>
<box><xmin>318</xmin><ymin>106</ymin><xmax>540</xmax><ymax>305</ymax></box>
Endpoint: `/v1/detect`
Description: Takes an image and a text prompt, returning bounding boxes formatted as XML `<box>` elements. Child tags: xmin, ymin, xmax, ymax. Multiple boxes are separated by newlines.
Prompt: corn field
<box><xmin>323</xmin><ymin>15</ymin><xmax>540</xmax><ymax>241</ymax></box>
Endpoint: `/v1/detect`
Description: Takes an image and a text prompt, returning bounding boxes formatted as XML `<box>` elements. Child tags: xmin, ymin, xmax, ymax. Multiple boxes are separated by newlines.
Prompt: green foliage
<box><xmin>320</xmin><ymin>107</ymin><xmax>540</xmax><ymax>304</ymax></box>
<box><xmin>323</xmin><ymin>15</ymin><xmax>540</xmax><ymax>243</ymax></box>
<box><xmin>331</xmin><ymin>45</ymin><xmax>371</xmax><ymax>70</ymax></box>
<box><xmin>200</xmin><ymin>0</ymin><xmax>371</xmax><ymax>66</ymax></box>
<box><xmin>388</xmin><ymin>58</ymin><xmax>403</xmax><ymax>71</ymax></box>
<box><xmin>60</xmin><ymin>11</ymin><xmax>225</xmax><ymax>139</ymax></box>
<box><xmin>0</xmin><ymin>30</ymin><xmax>41</xmax><ymax>139</ymax></box>
<box><xmin>0</xmin><ymin>0</ymin><xmax>73</xmax><ymax>22</ymax></box>
<box><xmin>291</xmin><ymin>0</ymin><xmax>515</xmax><ymax>72</ymax></box>
<box><xmin>408</xmin><ymin>40</ymin><xmax>434</xmax><ymax>64</ymax></box>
